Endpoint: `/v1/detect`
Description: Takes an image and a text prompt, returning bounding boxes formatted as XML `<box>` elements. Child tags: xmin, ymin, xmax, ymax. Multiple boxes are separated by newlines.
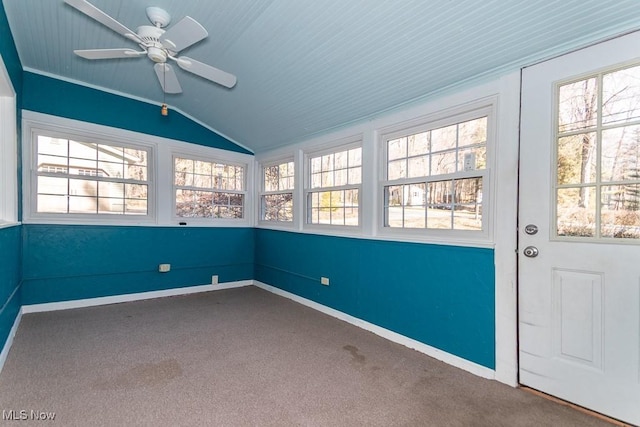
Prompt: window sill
<box><xmin>376</xmin><ymin>227</ymin><xmax>494</xmax><ymax>248</ymax></box>
<box><xmin>257</xmin><ymin>221</ymin><xmax>296</xmax><ymax>230</ymax></box>
<box><xmin>0</xmin><ymin>221</ymin><xmax>21</xmax><ymax>230</ymax></box>
<box><xmin>23</xmin><ymin>216</ymin><xmax>254</xmax><ymax>228</ymax></box>
<box><xmin>256</xmin><ymin>222</ymin><xmax>495</xmax><ymax>249</ymax></box>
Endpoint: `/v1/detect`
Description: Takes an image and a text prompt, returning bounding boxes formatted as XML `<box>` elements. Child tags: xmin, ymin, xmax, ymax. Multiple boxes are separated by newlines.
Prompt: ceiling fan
<box><xmin>64</xmin><ymin>0</ymin><xmax>237</xmax><ymax>94</ymax></box>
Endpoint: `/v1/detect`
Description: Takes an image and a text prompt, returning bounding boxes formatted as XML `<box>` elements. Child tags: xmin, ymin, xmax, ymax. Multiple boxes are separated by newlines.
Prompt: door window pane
<box><xmin>601</xmin><ymin>185</ymin><xmax>640</xmax><ymax>238</ymax></box>
<box><xmin>557</xmin><ymin>187</ymin><xmax>596</xmax><ymax>237</ymax></box>
<box><xmin>602</xmin><ymin>65</ymin><xmax>640</xmax><ymax>125</ymax></box>
<box><xmin>557</xmin><ymin>133</ymin><xmax>597</xmax><ymax>185</ymax></box>
<box><xmin>558</xmin><ymin>78</ymin><xmax>598</xmax><ymax>133</ymax></box>
<box><xmin>556</xmin><ymin>65</ymin><xmax>640</xmax><ymax>240</ymax></box>
<box><xmin>601</xmin><ymin>126</ymin><xmax>640</xmax><ymax>182</ymax></box>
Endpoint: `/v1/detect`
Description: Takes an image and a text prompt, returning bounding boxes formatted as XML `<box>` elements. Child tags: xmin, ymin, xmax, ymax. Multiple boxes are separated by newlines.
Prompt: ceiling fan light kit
<box><xmin>145</xmin><ymin>6</ymin><xmax>171</xmax><ymax>28</ymax></box>
<box><xmin>64</xmin><ymin>0</ymin><xmax>237</xmax><ymax>96</ymax></box>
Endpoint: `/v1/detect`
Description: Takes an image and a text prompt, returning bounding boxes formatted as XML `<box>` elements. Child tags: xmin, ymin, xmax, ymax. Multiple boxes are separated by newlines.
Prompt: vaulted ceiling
<box><xmin>4</xmin><ymin>0</ymin><xmax>640</xmax><ymax>153</ymax></box>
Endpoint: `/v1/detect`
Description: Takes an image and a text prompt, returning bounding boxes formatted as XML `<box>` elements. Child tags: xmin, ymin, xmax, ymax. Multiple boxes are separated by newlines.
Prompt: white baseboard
<box><xmin>253</xmin><ymin>281</ymin><xmax>496</xmax><ymax>380</ymax></box>
<box><xmin>0</xmin><ymin>307</ymin><xmax>22</xmax><ymax>374</ymax></box>
<box><xmin>21</xmin><ymin>280</ymin><xmax>252</xmax><ymax>314</ymax></box>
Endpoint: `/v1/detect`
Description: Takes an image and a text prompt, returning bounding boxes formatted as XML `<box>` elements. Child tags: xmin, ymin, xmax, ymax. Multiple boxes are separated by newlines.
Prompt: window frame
<box><xmin>171</xmin><ymin>152</ymin><xmax>249</xmax><ymax>224</ymax></box>
<box><xmin>23</xmin><ymin>121</ymin><xmax>156</xmax><ymax>225</ymax></box>
<box><xmin>258</xmin><ymin>156</ymin><xmax>296</xmax><ymax>226</ymax></box>
<box><xmin>303</xmin><ymin>136</ymin><xmax>363</xmax><ymax>231</ymax></box>
<box><xmin>378</xmin><ymin>105</ymin><xmax>494</xmax><ymax>241</ymax></box>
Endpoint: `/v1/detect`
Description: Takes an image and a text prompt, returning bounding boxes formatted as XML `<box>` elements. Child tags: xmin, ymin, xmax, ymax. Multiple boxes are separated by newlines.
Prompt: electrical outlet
<box><xmin>158</xmin><ymin>263</ymin><xmax>171</xmax><ymax>273</ymax></box>
<box><xmin>212</xmin><ymin>275</ymin><xmax>219</xmax><ymax>285</ymax></box>
<box><xmin>321</xmin><ymin>277</ymin><xmax>330</xmax><ymax>286</ymax></box>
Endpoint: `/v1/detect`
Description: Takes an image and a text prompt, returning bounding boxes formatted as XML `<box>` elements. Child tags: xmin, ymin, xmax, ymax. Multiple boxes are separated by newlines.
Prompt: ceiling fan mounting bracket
<box><xmin>145</xmin><ymin>6</ymin><xmax>171</xmax><ymax>28</ymax></box>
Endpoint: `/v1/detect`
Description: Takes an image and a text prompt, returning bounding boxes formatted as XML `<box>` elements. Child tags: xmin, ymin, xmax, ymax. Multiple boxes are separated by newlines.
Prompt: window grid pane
<box><xmin>307</xmin><ymin>146</ymin><xmax>362</xmax><ymax>226</ymax></box>
<box><xmin>174</xmin><ymin>156</ymin><xmax>246</xmax><ymax>219</ymax></box>
<box><xmin>384</xmin><ymin>178</ymin><xmax>482</xmax><ymax>231</ymax></box>
<box><xmin>35</xmin><ymin>135</ymin><xmax>149</xmax><ymax>215</ymax></box>
<box><xmin>307</xmin><ymin>189</ymin><xmax>359</xmax><ymax>226</ymax></box>
<box><xmin>262</xmin><ymin>161</ymin><xmax>295</xmax><ymax>222</ymax></box>
<box><xmin>384</xmin><ymin>116</ymin><xmax>487</xmax><ymax>231</ymax></box>
<box><xmin>310</xmin><ymin>147</ymin><xmax>362</xmax><ymax>189</ymax></box>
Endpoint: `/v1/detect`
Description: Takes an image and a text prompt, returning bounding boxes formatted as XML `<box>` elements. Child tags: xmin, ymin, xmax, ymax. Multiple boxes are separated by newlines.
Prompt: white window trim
<box><xmin>0</xmin><ymin>54</ymin><xmax>18</xmax><ymax>227</ymax></box>
<box><xmin>22</xmin><ymin>110</ymin><xmax>254</xmax><ymax>227</ymax></box>
<box><xmin>303</xmin><ymin>135</ymin><xmax>363</xmax><ymax>232</ymax></box>
<box><xmin>24</xmin><ymin>115</ymin><xmax>157</xmax><ymax>225</ymax></box>
<box><xmin>171</xmin><ymin>150</ymin><xmax>252</xmax><ymax>226</ymax></box>
<box><xmin>377</xmin><ymin>101</ymin><xmax>496</xmax><ymax>244</ymax></box>
<box><xmin>258</xmin><ymin>156</ymin><xmax>296</xmax><ymax>228</ymax></box>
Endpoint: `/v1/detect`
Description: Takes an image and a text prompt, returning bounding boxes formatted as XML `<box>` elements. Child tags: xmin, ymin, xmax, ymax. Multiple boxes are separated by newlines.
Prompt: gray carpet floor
<box><xmin>0</xmin><ymin>286</ymin><xmax>613</xmax><ymax>426</ymax></box>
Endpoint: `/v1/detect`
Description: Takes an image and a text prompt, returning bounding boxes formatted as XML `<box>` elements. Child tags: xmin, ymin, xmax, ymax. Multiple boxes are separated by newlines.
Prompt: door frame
<box><xmin>492</xmin><ymin>71</ymin><xmax>521</xmax><ymax>386</ymax></box>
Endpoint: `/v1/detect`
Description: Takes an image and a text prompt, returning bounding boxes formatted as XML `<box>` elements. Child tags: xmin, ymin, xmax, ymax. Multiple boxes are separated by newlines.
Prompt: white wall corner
<box><xmin>0</xmin><ymin>53</ymin><xmax>18</xmax><ymax>223</ymax></box>
<box><xmin>492</xmin><ymin>70</ymin><xmax>522</xmax><ymax>387</ymax></box>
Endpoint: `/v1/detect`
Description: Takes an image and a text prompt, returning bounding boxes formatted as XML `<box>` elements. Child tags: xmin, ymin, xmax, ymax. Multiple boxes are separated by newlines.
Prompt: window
<box><xmin>34</xmin><ymin>134</ymin><xmax>150</xmax><ymax>216</ymax></box>
<box><xmin>556</xmin><ymin>63</ymin><xmax>640</xmax><ymax>239</ymax></box>
<box><xmin>174</xmin><ymin>156</ymin><xmax>246</xmax><ymax>219</ymax></box>
<box><xmin>382</xmin><ymin>113</ymin><xmax>488</xmax><ymax>232</ymax></box>
<box><xmin>261</xmin><ymin>160</ymin><xmax>294</xmax><ymax>222</ymax></box>
<box><xmin>306</xmin><ymin>144</ymin><xmax>362</xmax><ymax>226</ymax></box>
<box><xmin>23</xmin><ymin>112</ymin><xmax>254</xmax><ymax>226</ymax></box>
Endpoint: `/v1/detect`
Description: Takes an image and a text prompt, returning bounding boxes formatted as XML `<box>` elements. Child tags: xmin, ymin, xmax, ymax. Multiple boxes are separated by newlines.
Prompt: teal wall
<box><xmin>0</xmin><ymin>2</ymin><xmax>22</xmax><ymax>351</ymax></box>
<box><xmin>21</xmin><ymin>225</ymin><xmax>254</xmax><ymax>304</ymax></box>
<box><xmin>254</xmin><ymin>229</ymin><xmax>496</xmax><ymax>369</ymax></box>
<box><xmin>0</xmin><ymin>226</ymin><xmax>21</xmax><ymax>347</ymax></box>
<box><xmin>21</xmin><ymin>72</ymin><xmax>251</xmax><ymax>155</ymax></box>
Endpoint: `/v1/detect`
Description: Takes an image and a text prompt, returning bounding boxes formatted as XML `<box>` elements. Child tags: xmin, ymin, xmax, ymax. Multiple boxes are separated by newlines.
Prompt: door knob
<box><xmin>523</xmin><ymin>246</ymin><xmax>539</xmax><ymax>258</ymax></box>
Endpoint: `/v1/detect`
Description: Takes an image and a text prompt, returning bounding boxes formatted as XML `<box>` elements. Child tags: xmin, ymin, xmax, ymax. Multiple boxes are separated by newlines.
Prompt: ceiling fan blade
<box><xmin>175</xmin><ymin>56</ymin><xmax>237</xmax><ymax>89</ymax></box>
<box><xmin>154</xmin><ymin>63</ymin><xmax>183</xmax><ymax>94</ymax></box>
<box><xmin>159</xmin><ymin>16</ymin><xmax>208</xmax><ymax>53</ymax></box>
<box><xmin>74</xmin><ymin>48</ymin><xmax>146</xmax><ymax>60</ymax></box>
<box><xmin>64</xmin><ymin>0</ymin><xmax>142</xmax><ymax>44</ymax></box>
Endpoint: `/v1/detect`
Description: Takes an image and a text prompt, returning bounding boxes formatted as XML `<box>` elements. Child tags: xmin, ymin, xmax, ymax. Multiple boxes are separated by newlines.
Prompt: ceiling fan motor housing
<box><xmin>137</xmin><ymin>25</ymin><xmax>167</xmax><ymax>62</ymax></box>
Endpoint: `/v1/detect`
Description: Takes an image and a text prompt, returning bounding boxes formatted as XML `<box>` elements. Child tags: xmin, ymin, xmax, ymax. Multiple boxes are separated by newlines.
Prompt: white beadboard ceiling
<box><xmin>5</xmin><ymin>0</ymin><xmax>640</xmax><ymax>153</ymax></box>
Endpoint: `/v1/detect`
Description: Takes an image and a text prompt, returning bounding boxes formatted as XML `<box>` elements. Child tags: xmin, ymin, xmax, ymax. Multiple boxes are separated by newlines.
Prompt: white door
<box><xmin>519</xmin><ymin>31</ymin><xmax>640</xmax><ymax>426</ymax></box>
